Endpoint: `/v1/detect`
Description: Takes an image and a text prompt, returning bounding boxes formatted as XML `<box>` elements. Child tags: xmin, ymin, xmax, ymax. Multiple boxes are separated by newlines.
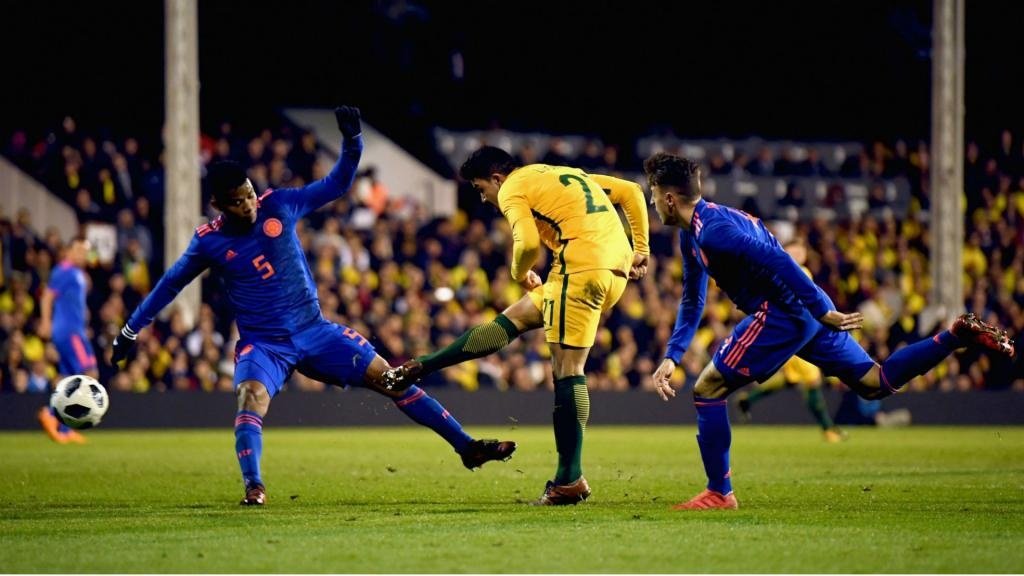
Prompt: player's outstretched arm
<box><xmin>664</xmin><ymin>232</ymin><xmax>708</xmax><ymax>364</ymax></box>
<box><xmin>111</xmin><ymin>236</ymin><xmax>211</xmax><ymax>368</ymax></box>
<box><xmin>655</xmin><ymin>235</ymin><xmax>708</xmax><ymax>400</ymax></box>
<box><xmin>702</xmin><ymin>222</ymin><xmax>832</xmax><ymax>320</ymax></box>
<box><xmin>589</xmin><ymin>174</ymin><xmax>651</xmax><ymax>278</ymax></box>
<box><xmin>285</xmin><ymin>106</ymin><xmax>364</xmax><ymax>217</ymax></box>
<box><xmin>508</xmin><ymin>218</ymin><xmax>541</xmax><ymax>289</ymax></box>
<box><xmin>499</xmin><ymin>189</ymin><xmax>542</xmax><ymax>287</ymax></box>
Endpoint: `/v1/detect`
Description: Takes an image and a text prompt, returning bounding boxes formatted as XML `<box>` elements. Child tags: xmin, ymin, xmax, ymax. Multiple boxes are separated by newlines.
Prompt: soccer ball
<box><xmin>50</xmin><ymin>375</ymin><xmax>109</xmax><ymax>429</ymax></box>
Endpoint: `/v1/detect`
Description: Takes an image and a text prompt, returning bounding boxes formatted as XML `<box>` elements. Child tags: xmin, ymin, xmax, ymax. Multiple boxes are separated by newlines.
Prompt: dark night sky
<box><xmin>2</xmin><ymin>0</ymin><xmax>1020</xmax><ymax>154</ymax></box>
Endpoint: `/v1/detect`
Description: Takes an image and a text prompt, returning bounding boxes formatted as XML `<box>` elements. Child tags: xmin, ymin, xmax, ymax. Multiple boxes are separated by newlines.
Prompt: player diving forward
<box><xmin>645</xmin><ymin>153</ymin><xmax>1015</xmax><ymax>510</ymax></box>
<box><xmin>385</xmin><ymin>146</ymin><xmax>650</xmax><ymax>505</ymax></box>
<box><xmin>110</xmin><ymin>107</ymin><xmax>514</xmax><ymax>506</ymax></box>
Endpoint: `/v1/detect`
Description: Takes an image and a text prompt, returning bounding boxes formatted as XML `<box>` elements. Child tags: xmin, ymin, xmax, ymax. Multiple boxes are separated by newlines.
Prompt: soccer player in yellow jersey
<box><xmin>735</xmin><ymin>239</ymin><xmax>847</xmax><ymax>442</ymax></box>
<box><xmin>384</xmin><ymin>146</ymin><xmax>650</xmax><ymax>504</ymax></box>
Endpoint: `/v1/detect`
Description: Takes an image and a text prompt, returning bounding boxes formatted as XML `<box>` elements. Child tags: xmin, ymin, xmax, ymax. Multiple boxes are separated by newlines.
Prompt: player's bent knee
<box><xmin>550</xmin><ymin>343</ymin><xmax>588</xmax><ymax>379</ymax></box>
<box><xmin>361</xmin><ymin>356</ymin><xmax>403</xmax><ymax>398</ymax></box>
<box><xmin>504</xmin><ymin>295</ymin><xmax>544</xmax><ymax>332</ymax></box>
<box><xmin>693</xmin><ymin>379</ymin><xmax>727</xmax><ymax>399</ymax></box>
<box><xmin>236</xmin><ymin>380</ymin><xmax>270</xmax><ymax>414</ymax></box>
<box><xmin>847</xmin><ymin>365</ymin><xmax>886</xmax><ymax>400</ymax></box>
<box><xmin>693</xmin><ymin>364</ymin><xmax>729</xmax><ymax>399</ymax></box>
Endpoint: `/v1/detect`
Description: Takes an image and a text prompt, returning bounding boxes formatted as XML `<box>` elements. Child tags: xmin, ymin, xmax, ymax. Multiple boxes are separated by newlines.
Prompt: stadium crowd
<box><xmin>2</xmin><ymin>121</ymin><xmax>1022</xmax><ymax>396</ymax></box>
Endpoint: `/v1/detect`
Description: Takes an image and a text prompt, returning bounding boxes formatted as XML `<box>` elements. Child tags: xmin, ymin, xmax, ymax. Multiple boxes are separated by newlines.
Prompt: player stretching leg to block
<box><xmin>644</xmin><ymin>153</ymin><xmax>1015</xmax><ymax>510</ymax></box>
<box><xmin>386</xmin><ymin>147</ymin><xmax>650</xmax><ymax>505</ymax></box>
<box><xmin>110</xmin><ymin>107</ymin><xmax>514</xmax><ymax>506</ymax></box>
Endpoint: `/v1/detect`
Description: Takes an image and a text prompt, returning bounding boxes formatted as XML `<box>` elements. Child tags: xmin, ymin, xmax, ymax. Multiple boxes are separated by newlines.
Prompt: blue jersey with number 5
<box><xmin>126</xmin><ymin>136</ymin><xmax>362</xmax><ymax>339</ymax></box>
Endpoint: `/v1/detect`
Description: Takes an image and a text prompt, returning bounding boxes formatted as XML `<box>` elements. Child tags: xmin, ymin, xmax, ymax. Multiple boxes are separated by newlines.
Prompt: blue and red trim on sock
<box><xmin>394</xmin><ymin>385</ymin><xmax>472</xmax><ymax>453</ymax></box>
<box><xmin>234</xmin><ymin>410</ymin><xmax>264</xmax><ymax>489</ymax></box>
<box><xmin>694</xmin><ymin>395</ymin><xmax>733</xmax><ymax>495</ymax></box>
<box><xmin>878</xmin><ymin>330</ymin><xmax>959</xmax><ymax>397</ymax></box>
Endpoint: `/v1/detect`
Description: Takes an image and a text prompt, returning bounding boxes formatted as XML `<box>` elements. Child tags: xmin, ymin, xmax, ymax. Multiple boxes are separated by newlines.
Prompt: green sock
<box><xmin>553</xmin><ymin>375</ymin><xmax>589</xmax><ymax>485</ymax></box>
<box><xmin>803</xmin><ymin>387</ymin><xmax>834</xmax><ymax>430</ymax></box>
<box><xmin>745</xmin><ymin>371</ymin><xmax>786</xmax><ymax>407</ymax></box>
<box><xmin>744</xmin><ymin>385</ymin><xmax>775</xmax><ymax>407</ymax></box>
<box><xmin>418</xmin><ymin>314</ymin><xmax>520</xmax><ymax>375</ymax></box>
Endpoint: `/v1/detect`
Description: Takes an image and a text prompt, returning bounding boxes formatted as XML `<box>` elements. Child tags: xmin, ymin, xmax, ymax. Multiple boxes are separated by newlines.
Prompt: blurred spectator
<box><xmin>747</xmin><ymin>147</ymin><xmax>775</xmax><ymax>176</ymax></box>
<box><xmin>357</xmin><ymin>166</ymin><xmax>390</xmax><ymax>216</ymax></box>
<box><xmin>116</xmin><ymin>209</ymin><xmax>153</xmax><ymax>266</ymax></box>
<box><xmin>515</xmin><ymin>141</ymin><xmax>539</xmax><ymax>166</ymax></box>
<box><xmin>541</xmin><ymin>137</ymin><xmax>572</xmax><ymax>166</ymax></box>
<box><xmin>288</xmin><ymin>130</ymin><xmax>319</xmax><ymax>183</ymax></box>
<box><xmin>2</xmin><ymin>120</ymin><xmax>1022</xmax><ymax>395</ymax></box>
<box><xmin>576</xmin><ymin>139</ymin><xmax>603</xmax><ymax>172</ymax></box>
<box><xmin>707</xmin><ymin>152</ymin><xmax>733</xmax><ymax>175</ymax></box>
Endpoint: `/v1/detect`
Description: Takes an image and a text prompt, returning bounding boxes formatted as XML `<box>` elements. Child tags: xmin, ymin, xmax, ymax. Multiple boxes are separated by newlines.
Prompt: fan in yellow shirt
<box><xmin>384</xmin><ymin>146</ymin><xmax>650</xmax><ymax>504</ymax></box>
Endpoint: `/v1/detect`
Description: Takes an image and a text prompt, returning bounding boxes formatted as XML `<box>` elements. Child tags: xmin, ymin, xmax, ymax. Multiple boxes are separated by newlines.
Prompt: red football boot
<box><xmin>672</xmin><ymin>489</ymin><xmax>739</xmax><ymax>511</ymax></box>
<box><xmin>37</xmin><ymin>407</ymin><xmax>68</xmax><ymax>444</ymax></box>
<box><xmin>950</xmin><ymin>313</ymin><xmax>1015</xmax><ymax>358</ymax></box>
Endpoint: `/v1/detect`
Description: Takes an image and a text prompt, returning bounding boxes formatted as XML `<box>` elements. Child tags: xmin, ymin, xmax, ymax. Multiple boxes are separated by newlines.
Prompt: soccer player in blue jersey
<box><xmin>37</xmin><ymin>237</ymin><xmax>94</xmax><ymax>444</ymax></box>
<box><xmin>644</xmin><ymin>153</ymin><xmax>1015</xmax><ymax>510</ymax></box>
<box><xmin>109</xmin><ymin>107</ymin><xmax>514</xmax><ymax>506</ymax></box>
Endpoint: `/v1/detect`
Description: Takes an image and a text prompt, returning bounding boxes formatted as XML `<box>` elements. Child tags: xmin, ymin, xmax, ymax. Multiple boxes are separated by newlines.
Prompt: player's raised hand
<box><xmin>629</xmin><ymin>252</ymin><xmax>650</xmax><ymax>280</ymax></box>
<box><xmin>518</xmin><ymin>270</ymin><xmax>543</xmax><ymax>291</ymax></box>
<box><xmin>652</xmin><ymin>358</ymin><xmax>677</xmax><ymax>401</ymax></box>
<box><xmin>819</xmin><ymin>310</ymin><xmax>864</xmax><ymax>332</ymax></box>
<box><xmin>109</xmin><ymin>325</ymin><xmax>137</xmax><ymax>369</ymax></box>
<box><xmin>334</xmin><ymin>106</ymin><xmax>362</xmax><ymax>139</ymax></box>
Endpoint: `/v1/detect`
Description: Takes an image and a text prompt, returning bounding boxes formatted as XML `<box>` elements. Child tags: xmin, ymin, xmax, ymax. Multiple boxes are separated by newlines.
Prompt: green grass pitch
<box><xmin>2</xmin><ymin>425</ymin><xmax>1023</xmax><ymax>573</ymax></box>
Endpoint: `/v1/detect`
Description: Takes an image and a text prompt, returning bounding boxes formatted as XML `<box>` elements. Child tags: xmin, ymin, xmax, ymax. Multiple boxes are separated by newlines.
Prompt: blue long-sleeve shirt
<box><xmin>664</xmin><ymin>198</ymin><xmax>833</xmax><ymax>364</ymax></box>
<box><xmin>48</xmin><ymin>261</ymin><xmax>88</xmax><ymax>338</ymax></box>
<box><xmin>127</xmin><ymin>134</ymin><xmax>363</xmax><ymax>339</ymax></box>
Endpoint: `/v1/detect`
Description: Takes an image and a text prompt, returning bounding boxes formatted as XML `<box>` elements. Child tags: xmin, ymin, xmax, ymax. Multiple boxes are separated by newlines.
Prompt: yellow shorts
<box><xmin>528</xmin><ymin>269</ymin><xmax>628</xmax><ymax>348</ymax></box>
<box><xmin>782</xmin><ymin>356</ymin><xmax>822</xmax><ymax>388</ymax></box>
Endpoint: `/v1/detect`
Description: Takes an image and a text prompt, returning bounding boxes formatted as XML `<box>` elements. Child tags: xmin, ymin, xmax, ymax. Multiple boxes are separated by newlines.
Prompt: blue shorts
<box><xmin>712</xmin><ymin>301</ymin><xmax>875</xmax><ymax>386</ymax></box>
<box><xmin>53</xmin><ymin>330</ymin><xmax>97</xmax><ymax>375</ymax></box>
<box><xmin>233</xmin><ymin>321</ymin><xmax>378</xmax><ymax>397</ymax></box>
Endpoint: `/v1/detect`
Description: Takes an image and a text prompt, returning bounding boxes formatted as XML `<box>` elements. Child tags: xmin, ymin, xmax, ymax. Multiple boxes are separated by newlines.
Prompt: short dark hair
<box><xmin>206</xmin><ymin>161</ymin><xmax>248</xmax><ymax>201</ymax></box>
<box><xmin>643</xmin><ymin>153</ymin><xmax>701</xmax><ymax>201</ymax></box>
<box><xmin>459</xmin><ymin>146</ymin><xmax>521</xmax><ymax>181</ymax></box>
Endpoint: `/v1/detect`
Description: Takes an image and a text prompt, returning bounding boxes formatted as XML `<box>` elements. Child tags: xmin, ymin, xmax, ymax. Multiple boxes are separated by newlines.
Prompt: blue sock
<box><xmin>879</xmin><ymin>330</ymin><xmax>959</xmax><ymax>396</ymax></box>
<box><xmin>51</xmin><ymin>407</ymin><xmax>71</xmax><ymax>435</ymax></box>
<box><xmin>234</xmin><ymin>411</ymin><xmax>264</xmax><ymax>489</ymax></box>
<box><xmin>395</xmin><ymin>386</ymin><xmax>472</xmax><ymax>453</ymax></box>
<box><xmin>694</xmin><ymin>396</ymin><xmax>733</xmax><ymax>495</ymax></box>
<box><xmin>858</xmin><ymin>396</ymin><xmax>882</xmax><ymax>419</ymax></box>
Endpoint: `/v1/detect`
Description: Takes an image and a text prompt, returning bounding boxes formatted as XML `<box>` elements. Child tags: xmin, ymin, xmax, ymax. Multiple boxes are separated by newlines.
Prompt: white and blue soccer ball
<box><xmin>50</xmin><ymin>375</ymin><xmax>109</xmax><ymax>429</ymax></box>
